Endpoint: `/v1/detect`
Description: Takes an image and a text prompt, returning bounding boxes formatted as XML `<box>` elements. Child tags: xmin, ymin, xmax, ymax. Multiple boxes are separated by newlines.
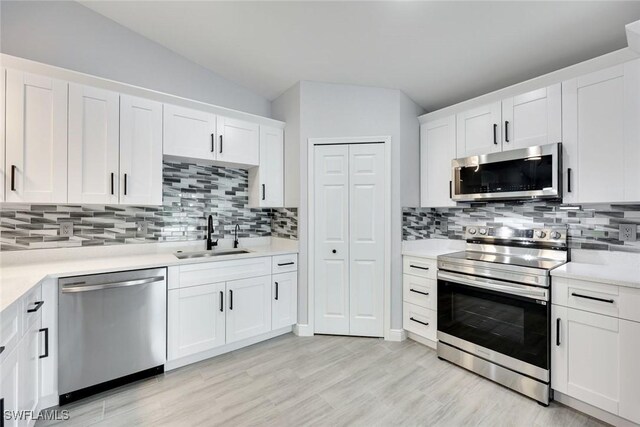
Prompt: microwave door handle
<box><xmin>437</xmin><ymin>271</ymin><xmax>548</xmax><ymax>301</ymax></box>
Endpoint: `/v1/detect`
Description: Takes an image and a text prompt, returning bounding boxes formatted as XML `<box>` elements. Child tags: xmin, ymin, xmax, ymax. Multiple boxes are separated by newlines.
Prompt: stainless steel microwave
<box><xmin>451</xmin><ymin>143</ymin><xmax>562</xmax><ymax>202</ymax></box>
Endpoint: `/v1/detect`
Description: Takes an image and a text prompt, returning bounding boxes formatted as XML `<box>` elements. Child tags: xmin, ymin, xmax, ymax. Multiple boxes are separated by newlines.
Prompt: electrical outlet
<box><xmin>619</xmin><ymin>224</ymin><xmax>637</xmax><ymax>242</ymax></box>
<box><xmin>137</xmin><ymin>221</ymin><xmax>150</xmax><ymax>236</ymax></box>
<box><xmin>59</xmin><ymin>222</ymin><xmax>74</xmax><ymax>237</ymax></box>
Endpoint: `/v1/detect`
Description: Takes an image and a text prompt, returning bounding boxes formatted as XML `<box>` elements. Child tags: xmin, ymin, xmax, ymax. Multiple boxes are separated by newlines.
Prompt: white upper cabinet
<box><xmin>249</xmin><ymin>125</ymin><xmax>284</xmax><ymax>208</ymax></box>
<box><xmin>5</xmin><ymin>70</ymin><xmax>68</xmax><ymax>203</ymax></box>
<box><xmin>563</xmin><ymin>60</ymin><xmax>640</xmax><ymax>204</ymax></box>
<box><xmin>420</xmin><ymin>116</ymin><xmax>456</xmax><ymax>207</ymax></box>
<box><xmin>163</xmin><ymin>104</ymin><xmax>216</xmax><ymax>161</ymax></box>
<box><xmin>68</xmin><ymin>84</ymin><xmax>120</xmax><ymax>204</ymax></box>
<box><xmin>501</xmin><ymin>84</ymin><xmax>562</xmax><ymax>150</ymax></box>
<box><xmin>119</xmin><ymin>95</ymin><xmax>163</xmax><ymax>205</ymax></box>
<box><xmin>456</xmin><ymin>102</ymin><xmax>502</xmax><ymax>157</ymax></box>
<box><xmin>216</xmin><ymin>116</ymin><xmax>260</xmax><ymax>166</ymax></box>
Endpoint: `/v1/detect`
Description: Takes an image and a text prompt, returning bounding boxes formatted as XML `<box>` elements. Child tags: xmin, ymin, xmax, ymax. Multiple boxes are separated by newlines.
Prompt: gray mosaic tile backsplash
<box><xmin>403</xmin><ymin>202</ymin><xmax>640</xmax><ymax>253</ymax></box>
<box><xmin>0</xmin><ymin>161</ymin><xmax>298</xmax><ymax>251</ymax></box>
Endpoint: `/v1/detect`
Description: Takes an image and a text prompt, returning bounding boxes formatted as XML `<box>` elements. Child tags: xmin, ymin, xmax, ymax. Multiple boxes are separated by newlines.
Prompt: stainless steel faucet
<box><xmin>206</xmin><ymin>215</ymin><xmax>218</xmax><ymax>250</ymax></box>
<box><xmin>234</xmin><ymin>224</ymin><xmax>240</xmax><ymax>249</ymax></box>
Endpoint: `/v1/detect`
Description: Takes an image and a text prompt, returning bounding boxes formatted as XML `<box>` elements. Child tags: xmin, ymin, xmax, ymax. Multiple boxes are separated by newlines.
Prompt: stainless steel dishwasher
<box><xmin>58</xmin><ymin>268</ymin><xmax>166</xmax><ymax>405</ymax></box>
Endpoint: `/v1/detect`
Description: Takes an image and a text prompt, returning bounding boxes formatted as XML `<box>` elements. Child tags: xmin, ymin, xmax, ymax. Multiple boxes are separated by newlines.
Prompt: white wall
<box><xmin>0</xmin><ymin>0</ymin><xmax>271</xmax><ymax>117</ymax></box>
<box><xmin>271</xmin><ymin>83</ymin><xmax>301</xmax><ymax>207</ymax></box>
<box><xmin>274</xmin><ymin>80</ymin><xmax>423</xmax><ymax>330</ymax></box>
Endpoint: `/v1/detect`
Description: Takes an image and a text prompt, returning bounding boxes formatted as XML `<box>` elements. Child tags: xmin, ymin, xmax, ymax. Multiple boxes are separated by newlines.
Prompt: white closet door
<box><xmin>349</xmin><ymin>143</ymin><xmax>385</xmax><ymax>337</ymax></box>
<box><xmin>314</xmin><ymin>144</ymin><xmax>350</xmax><ymax>335</ymax></box>
<box><xmin>68</xmin><ymin>84</ymin><xmax>120</xmax><ymax>204</ymax></box>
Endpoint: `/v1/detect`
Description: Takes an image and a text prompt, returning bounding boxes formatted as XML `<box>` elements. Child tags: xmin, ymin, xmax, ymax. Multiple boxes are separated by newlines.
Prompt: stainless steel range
<box><xmin>436</xmin><ymin>225</ymin><xmax>568</xmax><ymax>405</ymax></box>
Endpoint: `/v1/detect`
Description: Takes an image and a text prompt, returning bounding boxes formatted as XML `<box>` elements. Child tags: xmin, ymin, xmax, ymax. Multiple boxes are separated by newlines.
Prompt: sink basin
<box><xmin>174</xmin><ymin>249</ymin><xmax>251</xmax><ymax>260</ymax></box>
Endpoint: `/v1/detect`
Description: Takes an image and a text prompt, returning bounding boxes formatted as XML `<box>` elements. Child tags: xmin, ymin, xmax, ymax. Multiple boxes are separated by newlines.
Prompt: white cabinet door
<box><xmin>1</xmin><ymin>67</ymin><xmax>5</xmax><ymax>202</ymax></box>
<box><xmin>420</xmin><ymin>116</ymin><xmax>456</xmax><ymax>207</ymax></box>
<box><xmin>314</xmin><ymin>144</ymin><xmax>350</xmax><ymax>335</ymax></box>
<box><xmin>119</xmin><ymin>95</ymin><xmax>163</xmax><ymax>205</ymax></box>
<box><xmin>553</xmin><ymin>306</ymin><xmax>620</xmax><ymax>414</ymax></box>
<box><xmin>349</xmin><ymin>143</ymin><xmax>385</xmax><ymax>337</ymax></box>
<box><xmin>0</xmin><ymin>346</ymin><xmax>20</xmax><ymax>427</ymax></box>
<box><xmin>226</xmin><ymin>276</ymin><xmax>272</xmax><ymax>343</ymax></box>
<box><xmin>619</xmin><ymin>319</ymin><xmax>640</xmax><ymax>424</ymax></box>
<box><xmin>19</xmin><ymin>316</ymin><xmax>41</xmax><ymax>427</ymax></box>
<box><xmin>68</xmin><ymin>84</ymin><xmax>120</xmax><ymax>204</ymax></box>
<box><xmin>272</xmin><ymin>272</ymin><xmax>297</xmax><ymax>330</ymax></box>
<box><xmin>163</xmin><ymin>104</ymin><xmax>216</xmax><ymax>161</ymax></box>
<box><xmin>456</xmin><ymin>102</ymin><xmax>501</xmax><ymax>157</ymax></box>
<box><xmin>249</xmin><ymin>126</ymin><xmax>284</xmax><ymax>207</ymax></box>
<box><xmin>167</xmin><ymin>282</ymin><xmax>226</xmax><ymax>360</ymax></box>
<box><xmin>563</xmin><ymin>60</ymin><xmax>640</xmax><ymax>203</ymax></box>
<box><xmin>216</xmin><ymin>116</ymin><xmax>259</xmax><ymax>166</ymax></box>
<box><xmin>502</xmin><ymin>84</ymin><xmax>562</xmax><ymax>150</ymax></box>
<box><xmin>5</xmin><ymin>70</ymin><xmax>67</xmax><ymax>203</ymax></box>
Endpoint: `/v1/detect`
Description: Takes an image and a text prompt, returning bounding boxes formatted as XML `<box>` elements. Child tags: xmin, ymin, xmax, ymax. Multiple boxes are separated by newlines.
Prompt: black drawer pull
<box><xmin>219</xmin><ymin>291</ymin><xmax>223</xmax><ymax>312</ymax></box>
<box><xmin>277</xmin><ymin>262</ymin><xmax>295</xmax><ymax>267</ymax></box>
<box><xmin>556</xmin><ymin>318</ymin><xmax>561</xmax><ymax>346</ymax></box>
<box><xmin>275</xmin><ymin>282</ymin><xmax>279</xmax><ymax>300</ymax></box>
<box><xmin>410</xmin><ymin>317</ymin><xmax>429</xmax><ymax>326</ymax></box>
<box><xmin>571</xmin><ymin>293</ymin><xmax>614</xmax><ymax>304</ymax></box>
<box><xmin>0</xmin><ymin>346</ymin><xmax>4</xmax><ymax>355</ymax></box>
<box><xmin>409</xmin><ymin>289</ymin><xmax>429</xmax><ymax>296</ymax></box>
<box><xmin>409</xmin><ymin>265</ymin><xmax>429</xmax><ymax>271</ymax></box>
<box><xmin>27</xmin><ymin>300</ymin><xmax>44</xmax><ymax>313</ymax></box>
<box><xmin>39</xmin><ymin>328</ymin><xmax>49</xmax><ymax>359</ymax></box>
<box><xmin>229</xmin><ymin>290</ymin><xmax>233</xmax><ymax>310</ymax></box>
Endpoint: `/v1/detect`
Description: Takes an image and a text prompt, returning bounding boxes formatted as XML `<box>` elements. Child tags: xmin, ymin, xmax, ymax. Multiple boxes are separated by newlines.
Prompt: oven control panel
<box><xmin>464</xmin><ymin>226</ymin><xmax>567</xmax><ymax>246</ymax></box>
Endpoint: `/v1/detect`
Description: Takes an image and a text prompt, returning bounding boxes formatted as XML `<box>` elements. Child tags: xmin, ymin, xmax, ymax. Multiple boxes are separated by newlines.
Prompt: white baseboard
<box><xmin>166</xmin><ymin>326</ymin><xmax>293</xmax><ymax>371</ymax></box>
<box><xmin>386</xmin><ymin>328</ymin><xmax>407</xmax><ymax>342</ymax></box>
<box><xmin>553</xmin><ymin>391</ymin><xmax>637</xmax><ymax>427</ymax></box>
<box><xmin>407</xmin><ymin>332</ymin><xmax>437</xmax><ymax>349</ymax></box>
<box><xmin>293</xmin><ymin>323</ymin><xmax>314</xmax><ymax>337</ymax></box>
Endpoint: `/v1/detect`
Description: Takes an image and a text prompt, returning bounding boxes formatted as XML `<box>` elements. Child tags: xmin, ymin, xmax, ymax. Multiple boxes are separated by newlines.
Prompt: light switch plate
<box><xmin>137</xmin><ymin>221</ymin><xmax>150</xmax><ymax>236</ymax></box>
<box><xmin>619</xmin><ymin>224</ymin><xmax>637</xmax><ymax>242</ymax></box>
<box><xmin>60</xmin><ymin>222</ymin><xmax>74</xmax><ymax>237</ymax></box>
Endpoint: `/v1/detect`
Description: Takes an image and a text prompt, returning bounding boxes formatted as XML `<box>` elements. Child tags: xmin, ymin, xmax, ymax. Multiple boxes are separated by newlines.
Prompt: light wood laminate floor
<box><xmin>38</xmin><ymin>334</ymin><xmax>606</xmax><ymax>427</ymax></box>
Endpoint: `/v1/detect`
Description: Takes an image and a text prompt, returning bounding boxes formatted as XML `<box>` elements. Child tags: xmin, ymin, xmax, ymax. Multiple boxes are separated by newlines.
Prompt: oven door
<box><xmin>437</xmin><ymin>271</ymin><xmax>550</xmax><ymax>382</ymax></box>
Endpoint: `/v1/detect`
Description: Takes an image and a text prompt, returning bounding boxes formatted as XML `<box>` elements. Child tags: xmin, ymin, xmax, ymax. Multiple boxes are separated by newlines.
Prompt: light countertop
<box><xmin>401</xmin><ymin>239</ymin><xmax>466</xmax><ymax>259</ymax></box>
<box><xmin>0</xmin><ymin>237</ymin><xmax>298</xmax><ymax>312</ymax></box>
<box><xmin>551</xmin><ymin>263</ymin><xmax>640</xmax><ymax>290</ymax></box>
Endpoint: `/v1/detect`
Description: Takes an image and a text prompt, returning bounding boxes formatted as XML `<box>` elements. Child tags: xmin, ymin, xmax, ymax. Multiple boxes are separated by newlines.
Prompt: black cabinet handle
<box><xmin>0</xmin><ymin>346</ymin><xmax>4</xmax><ymax>355</ymax></box>
<box><xmin>504</xmin><ymin>121</ymin><xmax>510</xmax><ymax>143</ymax></box>
<box><xmin>277</xmin><ymin>262</ymin><xmax>295</xmax><ymax>267</ymax></box>
<box><xmin>27</xmin><ymin>300</ymin><xmax>44</xmax><ymax>313</ymax></box>
<box><xmin>556</xmin><ymin>318</ymin><xmax>561</xmax><ymax>346</ymax></box>
<box><xmin>39</xmin><ymin>328</ymin><xmax>49</xmax><ymax>359</ymax></box>
<box><xmin>571</xmin><ymin>292</ymin><xmax>614</xmax><ymax>304</ymax></box>
<box><xmin>110</xmin><ymin>173</ymin><xmax>115</xmax><ymax>195</ymax></box>
<box><xmin>11</xmin><ymin>165</ymin><xmax>17</xmax><ymax>191</ymax></box>
<box><xmin>219</xmin><ymin>291</ymin><xmax>223</xmax><ymax>312</ymax></box>
<box><xmin>332</xmin><ymin>249</ymin><xmax>337</xmax><ymax>254</ymax></box>
<box><xmin>493</xmin><ymin>124</ymin><xmax>498</xmax><ymax>145</ymax></box>
<box><xmin>410</xmin><ymin>264</ymin><xmax>429</xmax><ymax>271</ymax></box>
<box><xmin>229</xmin><ymin>290</ymin><xmax>233</xmax><ymax>310</ymax></box>
<box><xmin>211</xmin><ymin>134</ymin><xmax>215</xmax><ymax>152</ymax></box>
<box><xmin>275</xmin><ymin>282</ymin><xmax>279</xmax><ymax>300</ymax></box>
<box><xmin>219</xmin><ymin>135</ymin><xmax>223</xmax><ymax>154</ymax></box>
<box><xmin>409</xmin><ymin>289</ymin><xmax>429</xmax><ymax>296</ymax></box>
<box><xmin>123</xmin><ymin>173</ymin><xmax>128</xmax><ymax>196</ymax></box>
<box><xmin>567</xmin><ymin>168</ymin><xmax>572</xmax><ymax>193</ymax></box>
<box><xmin>410</xmin><ymin>317</ymin><xmax>429</xmax><ymax>326</ymax></box>
<box><xmin>262</xmin><ymin>184</ymin><xmax>266</xmax><ymax>201</ymax></box>
<box><xmin>449</xmin><ymin>180</ymin><xmax>452</xmax><ymax>198</ymax></box>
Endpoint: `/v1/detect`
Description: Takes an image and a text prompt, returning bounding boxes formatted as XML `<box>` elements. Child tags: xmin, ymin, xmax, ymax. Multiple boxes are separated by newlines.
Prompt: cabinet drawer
<box><xmin>0</xmin><ymin>300</ymin><xmax>21</xmax><ymax>362</ymax></box>
<box><xmin>22</xmin><ymin>284</ymin><xmax>43</xmax><ymax>334</ymax></box>
<box><xmin>403</xmin><ymin>302</ymin><xmax>436</xmax><ymax>341</ymax></box>
<box><xmin>553</xmin><ymin>277</ymin><xmax>619</xmax><ymax>318</ymax></box>
<box><xmin>403</xmin><ymin>274</ymin><xmax>436</xmax><ymax>310</ymax></box>
<box><xmin>178</xmin><ymin>257</ymin><xmax>271</xmax><ymax>288</ymax></box>
<box><xmin>272</xmin><ymin>254</ymin><xmax>298</xmax><ymax>274</ymax></box>
<box><xmin>403</xmin><ymin>256</ymin><xmax>437</xmax><ymax>279</ymax></box>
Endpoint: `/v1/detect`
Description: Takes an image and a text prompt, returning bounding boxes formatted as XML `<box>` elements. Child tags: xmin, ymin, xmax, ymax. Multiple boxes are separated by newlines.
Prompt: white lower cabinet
<box><xmin>226</xmin><ymin>276</ymin><xmax>272</xmax><ymax>344</ymax></box>
<box><xmin>272</xmin><ymin>272</ymin><xmax>297</xmax><ymax>330</ymax></box>
<box><xmin>19</xmin><ymin>317</ymin><xmax>41</xmax><ymax>427</ymax></box>
<box><xmin>552</xmin><ymin>282</ymin><xmax>640</xmax><ymax>425</ymax></box>
<box><xmin>402</xmin><ymin>255</ymin><xmax>438</xmax><ymax>343</ymax></box>
<box><xmin>168</xmin><ymin>282</ymin><xmax>226</xmax><ymax>360</ymax></box>
<box><xmin>0</xmin><ymin>346</ymin><xmax>20</xmax><ymax>427</ymax></box>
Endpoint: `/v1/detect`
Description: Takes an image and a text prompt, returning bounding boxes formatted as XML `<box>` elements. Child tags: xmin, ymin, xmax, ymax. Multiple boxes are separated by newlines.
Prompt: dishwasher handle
<box><xmin>61</xmin><ymin>276</ymin><xmax>165</xmax><ymax>293</ymax></box>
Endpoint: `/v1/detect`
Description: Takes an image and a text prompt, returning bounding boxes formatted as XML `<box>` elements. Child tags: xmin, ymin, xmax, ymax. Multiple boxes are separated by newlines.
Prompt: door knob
<box><xmin>332</xmin><ymin>249</ymin><xmax>337</xmax><ymax>254</ymax></box>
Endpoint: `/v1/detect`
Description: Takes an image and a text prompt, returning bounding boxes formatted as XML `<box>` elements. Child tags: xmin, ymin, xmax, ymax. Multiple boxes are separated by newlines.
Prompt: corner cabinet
<box><xmin>420</xmin><ymin>116</ymin><xmax>456</xmax><ymax>207</ymax></box>
<box><xmin>5</xmin><ymin>70</ymin><xmax>68</xmax><ymax>203</ymax></box>
<box><xmin>249</xmin><ymin>125</ymin><xmax>284</xmax><ymax>208</ymax></box>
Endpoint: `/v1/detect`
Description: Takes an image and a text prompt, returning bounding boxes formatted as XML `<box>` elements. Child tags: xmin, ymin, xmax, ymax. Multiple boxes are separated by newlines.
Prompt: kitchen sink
<box><xmin>174</xmin><ymin>249</ymin><xmax>251</xmax><ymax>259</ymax></box>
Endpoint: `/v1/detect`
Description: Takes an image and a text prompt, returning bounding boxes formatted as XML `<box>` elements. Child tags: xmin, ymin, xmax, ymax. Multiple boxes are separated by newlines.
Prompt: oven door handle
<box><xmin>438</xmin><ymin>271</ymin><xmax>548</xmax><ymax>301</ymax></box>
